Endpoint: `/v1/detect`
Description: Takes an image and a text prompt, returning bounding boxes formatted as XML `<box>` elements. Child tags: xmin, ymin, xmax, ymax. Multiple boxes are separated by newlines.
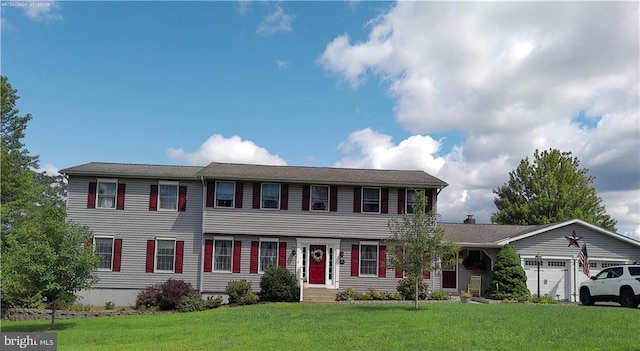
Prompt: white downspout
<box><xmin>199</xmin><ymin>176</ymin><xmax>206</xmax><ymax>295</ymax></box>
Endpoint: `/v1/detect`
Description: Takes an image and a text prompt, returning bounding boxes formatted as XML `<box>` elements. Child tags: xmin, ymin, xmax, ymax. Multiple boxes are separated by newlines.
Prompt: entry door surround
<box><xmin>296</xmin><ymin>238</ymin><xmax>341</xmax><ymax>289</ymax></box>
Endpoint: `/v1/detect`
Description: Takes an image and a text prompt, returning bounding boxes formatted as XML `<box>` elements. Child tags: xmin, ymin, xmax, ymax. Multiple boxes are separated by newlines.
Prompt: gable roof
<box><xmin>495</xmin><ymin>219</ymin><xmax>640</xmax><ymax>248</ymax></box>
<box><xmin>60</xmin><ymin>162</ymin><xmax>203</xmax><ymax>180</ymax></box>
<box><xmin>196</xmin><ymin>162</ymin><xmax>448</xmax><ymax>188</ymax></box>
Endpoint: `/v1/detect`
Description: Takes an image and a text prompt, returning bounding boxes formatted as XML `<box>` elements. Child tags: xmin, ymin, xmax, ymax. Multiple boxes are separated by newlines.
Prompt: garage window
<box><xmin>547</xmin><ymin>261</ymin><xmax>566</xmax><ymax>267</ymax></box>
<box><xmin>524</xmin><ymin>260</ymin><xmax>537</xmax><ymax>266</ymax></box>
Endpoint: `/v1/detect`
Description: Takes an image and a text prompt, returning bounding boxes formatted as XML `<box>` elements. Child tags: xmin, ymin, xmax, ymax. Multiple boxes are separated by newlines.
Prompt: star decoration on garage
<box><xmin>565</xmin><ymin>230</ymin><xmax>582</xmax><ymax>247</ymax></box>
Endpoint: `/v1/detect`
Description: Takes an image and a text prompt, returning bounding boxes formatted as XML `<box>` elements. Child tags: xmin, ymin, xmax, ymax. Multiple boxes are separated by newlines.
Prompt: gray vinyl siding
<box><xmin>200</xmin><ymin>236</ymin><xmax>296</xmax><ymax>294</ymax></box>
<box><xmin>337</xmin><ymin>240</ymin><xmax>402</xmax><ymax>293</ymax></box>
<box><xmin>205</xmin><ymin>184</ymin><xmax>404</xmax><ymax>239</ymax></box>
<box><xmin>66</xmin><ymin>176</ymin><xmax>203</xmax><ymax>290</ymax></box>
<box><xmin>510</xmin><ymin>224</ymin><xmax>640</xmax><ymax>262</ymax></box>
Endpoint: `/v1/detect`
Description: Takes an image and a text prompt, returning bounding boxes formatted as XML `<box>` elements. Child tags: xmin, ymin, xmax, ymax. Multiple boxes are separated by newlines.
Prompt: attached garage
<box><xmin>523</xmin><ymin>258</ymin><xmax>571</xmax><ymax>300</ymax></box>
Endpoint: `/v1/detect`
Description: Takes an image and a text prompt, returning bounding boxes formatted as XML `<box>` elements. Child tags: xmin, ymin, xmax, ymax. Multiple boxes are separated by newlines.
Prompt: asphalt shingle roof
<box><xmin>440</xmin><ymin>222</ymin><xmax>544</xmax><ymax>245</ymax></box>
<box><xmin>60</xmin><ymin>162</ymin><xmax>203</xmax><ymax>180</ymax></box>
<box><xmin>196</xmin><ymin>162</ymin><xmax>448</xmax><ymax>188</ymax></box>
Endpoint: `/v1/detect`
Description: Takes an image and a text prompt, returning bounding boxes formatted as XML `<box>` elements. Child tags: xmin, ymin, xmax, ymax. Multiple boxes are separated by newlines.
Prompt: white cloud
<box><xmin>322</xmin><ymin>2</ymin><xmax>639</xmax><ymax>233</ymax></box>
<box><xmin>256</xmin><ymin>5</ymin><xmax>294</xmax><ymax>36</ymax></box>
<box><xmin>22</xmin><ymin>0</ymin><xmax>63</xmax><ymax>23</ymax></box>
<box><xmin>167</xmin><ymin>134</ymin><xmax>286</xmax><ymax>166</ymax></box>
<box><xmin>34</xmin><ymin>163</ymin><xmax>60</xmax><ymax>176</ymax></box>
<box><xmin>276</xmin><ymin>59</ymin><xmax>289</xmax><ymax>69</ymax></box>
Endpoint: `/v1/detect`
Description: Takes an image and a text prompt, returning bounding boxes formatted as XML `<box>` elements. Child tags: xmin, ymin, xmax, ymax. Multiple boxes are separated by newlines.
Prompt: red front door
<box><xmin>309</xmin><ymin>245</ymin><xmax>326</xmax><ymax>284</ymax></box>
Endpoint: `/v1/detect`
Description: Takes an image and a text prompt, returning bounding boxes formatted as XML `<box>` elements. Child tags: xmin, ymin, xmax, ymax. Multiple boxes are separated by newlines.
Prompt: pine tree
<box><xmin>487</xmin><ymin>245</ymin><xmax>530</xmax><ymax>301</ymax></box>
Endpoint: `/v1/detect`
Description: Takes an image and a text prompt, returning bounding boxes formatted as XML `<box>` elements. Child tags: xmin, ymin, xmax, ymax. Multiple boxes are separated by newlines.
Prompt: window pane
<box><xmin>95</xmin><ymin>238</ymin><xmax>113</xmax><ymax>269</ymax></box>
<box><xmin>360</xmin><ymin>245</ymin><xmax>378</xmax><ymax>275</ymax></box>
<box><xmin>261</xmin><ymin>184</ymin><xmax>280</xmax><ymax>209</ymax></box>
<box><xmin>260</xmin><ymin>242</ymin><xmax>278</xmax><ymax>271</ymax></box>
<box><xmin>214</xmin><ymin>240</ymin><xmax>232</xmax><ymax>271</ymax></box>
<box><xmin>159</xmin><ymin>185</ymin><xmax>178</xmax><ymax>210</ymax></box>
<box><xmin>311</xmin><ymin>185</ymin><xmax>329</xmax><ymax>211</ymax></box>
<box><xmin>97</xmin><ymin>182</ymin><xmax>116</xmax><ymax>209</ymax></box>
<box><xmin>406</xmin><ymin>190</ymin><xmax>417</xmax><ymax>214</ymax></box>
<box><xmin>362</xmin><ymin>188</ymin><xmax>380</xmax><ymax>213</ymax></box>
<box><xmin>216</xmin><ymin>182</ymin><xmax>234</xmax><ymax>207</ymax></box>
<box><xmin>156</xmin><ymin>240</ymin><xmax>175</xmax><ymax>271</ymax></box>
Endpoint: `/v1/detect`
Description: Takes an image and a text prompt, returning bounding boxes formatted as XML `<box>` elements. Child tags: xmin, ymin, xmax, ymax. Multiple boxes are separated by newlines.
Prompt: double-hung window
<box><xmin>214</xmin><ymin>239</ymin><xmax>233</xmax><ymax>272</ymax></box>
<box><xmin>259</xmin><ymin>241</ymin><xmax>278</xmax><ymax>272</ymax></box>
<box><xmin>406</xmin><ymin>189</ymin><xmax>423</xmax><ymax>214</ymax></box>
<box><xmin>95</xmin><ymin>237</ymin><xmax>114</xmax><ymax>270</ymax></box>
<box><xmin>215</xmin><ymin>181</ymin><xmax>235</xmax><ymax>208</ymax></box>
<box><xmin>156</xmin><ymin>239</ymin><xmax>175</xmax><ymax>272</ymax></box>
<box><xmin>158</xmin><ymin>182</ymin><xmax>178</xmax><ymax>211</ymax></box>
<box><xmin>261</xmin><ymin>183</ymin><xmax>280</xmax><ymax>209</ymax></box>
<box><xmin>360</xmin><ymin>244</ymin><xmax>378</xmax><ymax>276</ymax></box>
<box><xmin>362</xmin><ymin>187</ymin><xmax>380</xmax><ymax>213</ymax></box>
<box><xmin>310</xmin><ymin>185</ymin><xmax>329</xmax><ymax>211</ymax></box>
<box><xmin>97</xmin><ymin>179</ymin><xmax>117</xmax><ymax>209</ymax></box>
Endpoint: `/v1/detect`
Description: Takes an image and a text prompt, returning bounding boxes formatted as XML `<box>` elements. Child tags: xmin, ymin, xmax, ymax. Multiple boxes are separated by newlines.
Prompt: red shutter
<box><xmin>178</xmin><ymin>186</ymin><xmax>187</xmax><ymax>212</ymax></box>
<box><xmin>206</xmin><ymin>181</ymin><xmax>215</xmax><ymax>207</ymax></box>
<box><xmin>86</xmin><ymin>236</ymin><xmax>94</xmax><ymax>248</ymax></box>
<box><xmin>278</xmin><ymin>242</ymin><xmax>287</xmax><ymax>267</ymax></box>
<box><xmin>378</xmin><ymin>246</ymin><xmax>386</xmax><ymax>278</ymax></box>
<box><xmin>232</xmin><ymin>240</ymin><xmax>242</xmax><ymax>273</ymax></box>
<box><xmin>235</xmin><ymin>183</ymin><xmax>243</xmax><ymax>209</ymax></box>
<box><xmin>353</xmin><ymin>187</ymin><xmax>361</xmax><ymax>213</ymax></box>
<box><xmin>87</xmin><ymin>182</ymin><xmax>97</xmax><ymax>208</ymax></box>
<box><xmin>145</xmin><ymin>240</ymin><xmax>155</xmax><ymax>273</ymax></box>
<box><xmin>175</xmin><ymin>241</ymin><xmax>184</xmax><ymax>273</ymax></box>
<box><xmin>281</xmin><ymin>184</ymin><xmax>288</xmax><ymax>210</ymax></box>
<box><xmin>204</xmin><ymin>240</ymin><xmax>213</xmax><ymax>272</ymax></box>
<box><xmin>397</xmin><ymin>188</ymin><xmax>406</xmax><ymax>214</ymax></box>
<box><xmin>250</xmin><ymin>241</ymin><xmax>259</xmax><ymax>273</ymax></box>
<box><xmin>330</xmin><ymin>186</ymin><xmax>338</xmax><ymax>212</ymax></box>
<box><xmin>149</xmin><ymin>185</ymin><xmax>158</xmax><ymax>211</ymax></box>
<box><xmin>252</xmin><ymin>183</ymin><xmax>260</xmax><ymax>209</ymax></box>
<box><xmin>426</xmin><ymin>189</ymin><xmax>433</xmax><ymax>213</ymax></box>
<box><xmin>424</xmin><ymin>271</ymin><xmax>431</xmax><ymax>279</ymax></box>
<box><xmin>381</xmin><ymin>188</ymin><xmax>389</xmax><ymax>214</ymax></box>
<box><xmin>113</xmin><ymin>238</ymin><xmax>123</xmax><ymax>272</ymax></box>
<box><xmin>351</xmin><ymin>244</ymin><xmax>359</xmax><ymax>276</ymax></box>
<box><xmin>395</xmin><ymin>246</ymin><xmax>403</xmax><ymax>278</ymax></box>
<box><xmin>116</xmin><ymin>183</ymin><xmax>126</xmax><ymax>210</ymax></box>
<box><xmin>302</xmin><ymin>185</ymin><xmax>310</xmax><ymax>211</ymax></box>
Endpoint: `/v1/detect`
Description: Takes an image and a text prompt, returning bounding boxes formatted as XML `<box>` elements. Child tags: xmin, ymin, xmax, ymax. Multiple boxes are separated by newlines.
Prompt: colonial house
<box><xmin>60</xmin><ymin>162</ymin><xmax>640</xmax><ymax>306</ymax></box>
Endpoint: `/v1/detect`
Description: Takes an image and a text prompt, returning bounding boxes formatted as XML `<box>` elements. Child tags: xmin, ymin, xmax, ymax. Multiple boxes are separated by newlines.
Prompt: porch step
<box><xmin>303</xmin><ymin>287</ymin><xmax>337</xmax><ymax>303</ymax></box>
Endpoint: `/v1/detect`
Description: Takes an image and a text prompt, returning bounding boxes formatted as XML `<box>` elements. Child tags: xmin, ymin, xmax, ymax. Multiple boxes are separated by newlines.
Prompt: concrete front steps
<box><xmin>302</xmin><ymin>287</ymin><xmax>337</xmax><ymax>303</ymax></box>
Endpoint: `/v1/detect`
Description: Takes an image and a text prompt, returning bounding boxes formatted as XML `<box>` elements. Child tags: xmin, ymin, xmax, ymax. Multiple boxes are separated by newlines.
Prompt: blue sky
<box><xmin>2</xmin><ymin>1</ymin><xmax>639</xmax><ymax>239</ymax></box>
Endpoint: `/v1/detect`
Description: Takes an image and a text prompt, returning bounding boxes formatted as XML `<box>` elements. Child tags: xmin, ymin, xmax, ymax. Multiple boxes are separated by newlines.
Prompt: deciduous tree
<box><xmin>387</xmin><ymin>191</ymin><xmax>459</xmax><ymax>310</ymax></box>
<box><xmin>491</xmin><ymin>149</ymin><xmax>616</xmax><ymax>231</ymax></box>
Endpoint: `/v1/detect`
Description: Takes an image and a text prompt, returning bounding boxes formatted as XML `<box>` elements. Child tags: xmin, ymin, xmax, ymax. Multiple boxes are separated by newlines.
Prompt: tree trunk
<box><xmin>50</xmin><ymin>299</ymin><xmax>56</xmax><ymax>330</ymax></box>
<box><xmin>414</xmin><ymin>279</ymin><xmax>419</xmax><ymax>310</ymax></box>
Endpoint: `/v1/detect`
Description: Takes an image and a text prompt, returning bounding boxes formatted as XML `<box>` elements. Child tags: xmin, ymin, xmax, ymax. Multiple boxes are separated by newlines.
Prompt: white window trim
<box><xmin>155</xmin><ymin>238</ymin><xmax>176</xmax><ymax>273</ymax></box>
<box><xmin>214</xmin><ymin>181</ymin><xmax>235</xmax><ymax>209</ymax></box>
<box><xmin>94</xmin><ymin>235</ymin><xmax>115</xmax><ymax>271</ymax></box>
<box><xmin>213</xmin><ymin>237</ymin><xmax>234</xmax><ymax>273</ymax></box>
<box><xmin>96</xmin><ymin>178</ymin><xmax>118</xmax><ymax>210</ymax></box>
<box><xmin>406</xmin><ymin>189</ymin><xmax>424</xmax><ymax>214</ymax></box>
<box><xmin>258</xmin><ymin>239</ymin><xmax>280</xmax><ymax>273</ymax></box>
<box><xmin>260</xmin><ymin>183</ymin><xmax>281</xmax><ymax>210</ymax></box>
<box><xmin>361</xmin><ymin>187</ymin><xmax>381</xmax><ymax>214</ymax></box>
<box><xmin>310</xmin><ymin>185</ymin><xmax>330</xmax><ymax>212</ymax></box>
<box><xmin>158</xmin><ymin>181</ymin><xmax>179</xmax><ymax>212</ymax></box>
<box><xmin>359</xmin><ymin>243</ymin><xmax>379</xmax><ymax>277</ymax></box>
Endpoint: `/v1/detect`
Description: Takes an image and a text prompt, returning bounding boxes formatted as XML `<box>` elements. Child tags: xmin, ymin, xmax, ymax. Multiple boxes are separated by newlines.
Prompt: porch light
<box><xmin>291</xmin><ymin>248</ymin><xmax>296</xmax><ymax>257</ymax></box>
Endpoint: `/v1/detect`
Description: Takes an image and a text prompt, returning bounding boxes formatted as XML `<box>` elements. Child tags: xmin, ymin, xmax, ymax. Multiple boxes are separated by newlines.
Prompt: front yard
<box><xmin>2</xmin><ymin>302</ymin><xmax>638</xmax><ymax>350</ymax></box>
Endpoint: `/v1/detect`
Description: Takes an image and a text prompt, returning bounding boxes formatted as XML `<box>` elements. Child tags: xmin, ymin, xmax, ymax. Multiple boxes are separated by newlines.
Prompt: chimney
<box><xmin>464</xmin><ymin>215</ymin><xmax>476</xmax><ymax>224</ymax></box>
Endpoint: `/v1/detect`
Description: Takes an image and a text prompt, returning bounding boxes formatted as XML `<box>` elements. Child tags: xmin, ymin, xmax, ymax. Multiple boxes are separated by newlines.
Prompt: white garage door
<box><xmin>524</xmin><ymin>259</ymin><xmax>570</xmax><ymax>301</ymax></box>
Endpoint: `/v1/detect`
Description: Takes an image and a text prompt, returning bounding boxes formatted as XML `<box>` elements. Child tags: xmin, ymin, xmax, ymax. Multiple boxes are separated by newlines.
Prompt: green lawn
<box><xmin>2</xmin><ymin>303</ymin><xmax>639</xmax><ymax>351</ymax></box>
